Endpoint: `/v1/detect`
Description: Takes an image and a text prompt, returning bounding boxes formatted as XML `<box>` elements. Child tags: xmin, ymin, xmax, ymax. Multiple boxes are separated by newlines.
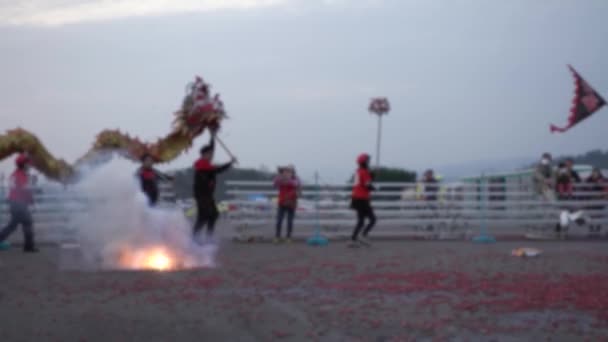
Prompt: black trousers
<box><xmin>0</xmin><ymin>202</ymin><xmax>35</xmax><ymax>250</ymax></box>
<box><xmin>350</xmin><ymin>199</ymin><xmax>376</xmax><ymax>241</ymax></box>
<box><xmin>276</xmin><ymin>206</ymin><xmax>295</xmax><ymax>238</ymax></box>
<box><xmin>193</xmin><ymin>197</ymin><xmax>219</xmax><ymax>236</ymax></box>
<box><xmin>144</xmin><ymin>189</ymin><xmax>159</xmax><ymax>207</ymax></box>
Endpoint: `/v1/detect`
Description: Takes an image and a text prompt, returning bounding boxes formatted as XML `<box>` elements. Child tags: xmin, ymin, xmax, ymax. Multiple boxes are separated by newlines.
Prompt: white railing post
<box><xmin>473</xmin><ymin>173</ymin><xmax>496</xmax><ymax>243</ymax></box>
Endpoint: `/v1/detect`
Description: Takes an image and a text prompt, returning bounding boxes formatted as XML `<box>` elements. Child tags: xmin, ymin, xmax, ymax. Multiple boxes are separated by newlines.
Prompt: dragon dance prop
<box><xmin>0</xmin><ymin>76</ymin><xmax>226</xmax><ymax>183</ymax></box>
<box><xmin>550</xmin><ymin>65</ymin><xmax>606</xmax><ymax>133</ymax></box>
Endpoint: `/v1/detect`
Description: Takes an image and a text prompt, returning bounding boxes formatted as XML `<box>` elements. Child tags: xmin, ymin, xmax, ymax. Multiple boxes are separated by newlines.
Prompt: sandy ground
<box><xmin>1</xmin><ymin>240</ymin><xmax>608</xmax><ymax>342</ymax></box>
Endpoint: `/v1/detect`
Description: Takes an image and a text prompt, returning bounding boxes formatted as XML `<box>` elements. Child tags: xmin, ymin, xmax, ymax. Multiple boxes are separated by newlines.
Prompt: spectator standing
<box><xmin>533</xmin><ymin>153</ymin><xmax>556</xmax><ymax>201</ymax></box>
<box><xmin>273</xmin><ymin>165</ymin><xmax>301</xmax><ymax>243</ymax></box>
<box><xmin>584</xmin><ymin>168</ymin><xmax>606</xmax><ymax>233</ymax></box>
<box><xmin>556</xmin><ymin>162</ymin><xmax>573</xmax><ymax>199</ymax></box>
<box><xmin>422</xmin><ymin>169</ymin><xmax>439</xmax><ymax>201</ymax></box>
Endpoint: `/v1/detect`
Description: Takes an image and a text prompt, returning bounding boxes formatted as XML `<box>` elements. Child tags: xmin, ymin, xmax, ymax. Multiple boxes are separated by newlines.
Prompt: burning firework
<box><xmin>118</xmin><ymin>245</ymin><xmax>179</xmax><ymax>271</ymax></box>
<box><xmin>94</xmin><ymin>237</ymin><xmax>217</xmax><ymax>271</ymax></box>
<box><xmin>63</xmin><ymin>160</ymin><xmax>218</xmax><ymax>272</ymax></box>
<box><xmin>101</xmin><ymin>241</ymin><xmax>216</xmax><ymax>271</ymax></box>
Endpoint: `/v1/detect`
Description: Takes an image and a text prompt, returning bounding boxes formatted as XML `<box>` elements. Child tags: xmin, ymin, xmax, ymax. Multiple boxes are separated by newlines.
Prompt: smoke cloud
<box><xmin>61</xmin><ymin>158</ymin><xmax>216</xmax><ymax>271</ymax></box>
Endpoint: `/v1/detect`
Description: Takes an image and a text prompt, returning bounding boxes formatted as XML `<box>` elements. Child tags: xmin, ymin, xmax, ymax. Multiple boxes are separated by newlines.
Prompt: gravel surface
<box><xmin>1</xmin><ymin>240</ymin><xmax>608</xmax><ymax>341</ymax></box>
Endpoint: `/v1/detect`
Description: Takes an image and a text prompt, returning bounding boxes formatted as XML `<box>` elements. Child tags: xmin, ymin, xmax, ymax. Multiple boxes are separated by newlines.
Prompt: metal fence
<box><xmin>224</xmin><ymin>180</ymin><xmax>608</xmax><ymax>239</ymax></box>
<box><xmin>1</xmin><ymin>180</ymin><xmax>606</xmax><ymax>244</ymax></box>
<box><xmin>0</xmin><ymin>183</ymin><xmax>176</xmax><ymax>244</ymax></box>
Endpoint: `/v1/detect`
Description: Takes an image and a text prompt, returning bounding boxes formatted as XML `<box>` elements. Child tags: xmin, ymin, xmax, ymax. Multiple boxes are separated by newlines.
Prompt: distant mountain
<box><xmin>551</xmin><ymin>149</ymin><xmax>608</xmax><ymax>169</ymax></box>
<box><xmin>432</xmin><ymin>149</ymin><xmax>608</xmax><ymax>181</ymax></box>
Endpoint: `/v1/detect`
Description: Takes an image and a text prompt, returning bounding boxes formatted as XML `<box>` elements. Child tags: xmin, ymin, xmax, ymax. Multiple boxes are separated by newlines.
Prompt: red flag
<box><xmin>550</xmin><ymin>65</ymin><xmax>606</xmax><ymax>133</ymax></box>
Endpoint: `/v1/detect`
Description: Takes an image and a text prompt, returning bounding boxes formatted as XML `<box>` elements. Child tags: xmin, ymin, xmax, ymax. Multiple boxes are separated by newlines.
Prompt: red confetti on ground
<box><xmin>318</xmin><ymin>271</ymin><xmax>608</xmax><ymax>323</ymax></box>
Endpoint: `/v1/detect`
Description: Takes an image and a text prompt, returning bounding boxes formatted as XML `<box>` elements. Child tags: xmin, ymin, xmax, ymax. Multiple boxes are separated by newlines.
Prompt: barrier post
<box><xmin>473</xmin><ymin>173</ymin><xmax>496</xmax><ymax>243</ymax></box>
<box><xmin>307</xmin><ymin>171</ymin><xmax>328</xmax><ymax>246</ymax></box>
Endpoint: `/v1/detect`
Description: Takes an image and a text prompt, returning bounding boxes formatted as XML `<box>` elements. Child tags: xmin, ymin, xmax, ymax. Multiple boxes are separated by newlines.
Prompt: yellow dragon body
<box><xmin>0</xmin><ymin>76</ymin><xmax>225</xmax><ymax>183</ymax></box>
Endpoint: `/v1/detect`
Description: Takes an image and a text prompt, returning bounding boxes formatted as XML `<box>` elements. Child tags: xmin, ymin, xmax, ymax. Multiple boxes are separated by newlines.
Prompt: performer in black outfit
<box><xmin>192</xmin><ymin>133</ymin><xmax>236</xmax><ymax>241</ymax></box>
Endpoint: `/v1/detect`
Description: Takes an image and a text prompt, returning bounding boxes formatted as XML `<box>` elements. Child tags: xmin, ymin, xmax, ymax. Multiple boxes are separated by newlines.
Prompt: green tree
<box><xmin>373</xmin><ymin>167</ymin><xmax>417</xmax><ymax>183</ymax></box>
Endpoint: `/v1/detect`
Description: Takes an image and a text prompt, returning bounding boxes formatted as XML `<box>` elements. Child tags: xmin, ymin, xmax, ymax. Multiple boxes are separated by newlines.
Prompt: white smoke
<box><xmin>63</xmin><ymin>158</ymin><xmax>217</xmax><ymax>271</ymax></box>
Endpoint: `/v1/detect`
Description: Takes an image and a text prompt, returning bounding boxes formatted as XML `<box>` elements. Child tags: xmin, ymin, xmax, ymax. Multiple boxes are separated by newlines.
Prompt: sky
<box><xmin>0</xmin><ymin>0</ymin><xmax>607</xmax><ymax>183</ymax></box>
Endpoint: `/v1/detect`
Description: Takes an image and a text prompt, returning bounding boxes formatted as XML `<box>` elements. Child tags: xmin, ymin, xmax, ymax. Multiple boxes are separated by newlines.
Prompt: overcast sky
<box><xmin>1</xmin><ymin>0</ymin><xmax>607</xmax><ymax>182</ymax></box>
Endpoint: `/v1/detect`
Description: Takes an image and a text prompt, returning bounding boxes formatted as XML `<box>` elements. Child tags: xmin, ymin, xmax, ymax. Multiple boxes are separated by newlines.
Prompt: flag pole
<box><xmin>215</xmin><ymin>136</ymin><xmax>236</xmax><ymax>163</ymax></box>
<box><xmin>376</xmin><ymin>115</ymin><xmax>382</xmax><ymax>169</ymax></box>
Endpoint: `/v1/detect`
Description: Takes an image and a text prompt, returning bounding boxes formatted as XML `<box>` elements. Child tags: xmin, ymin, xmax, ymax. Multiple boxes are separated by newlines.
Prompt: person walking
<box><xmin>349</xmin><ymin>153</ymin><xmax>376</xmax><ymax>247</ymax></box>
<box><xmin>0</xmin><ymin>154</ymin><xmax>38</xmax><ymax>252</ymax></box>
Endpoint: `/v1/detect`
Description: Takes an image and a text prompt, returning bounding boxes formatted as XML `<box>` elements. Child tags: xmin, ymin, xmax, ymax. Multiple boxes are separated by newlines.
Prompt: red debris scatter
<box><xmin>317</xmin><ymin>271</ymin><xmax>608</xmax><ymax>322</ymax></box>
<box><xmin>272</xmin><ymin>330</ymin><xmax>291</xmax><ymax>338</ymax></box>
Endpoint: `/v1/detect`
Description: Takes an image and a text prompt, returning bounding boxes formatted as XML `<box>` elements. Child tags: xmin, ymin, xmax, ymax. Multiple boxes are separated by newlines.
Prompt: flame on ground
<box><xmin>118</xmin><ymin>246</ymin><xmax>181</xmax><ymax>271</ymax></box>
<box><xmin>101</xmin><ymin>241</ymin><xmax>217</xmax><ymax>271</ymax></box>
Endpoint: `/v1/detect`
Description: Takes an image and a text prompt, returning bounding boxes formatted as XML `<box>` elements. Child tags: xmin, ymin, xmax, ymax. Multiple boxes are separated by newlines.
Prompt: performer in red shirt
<box><xmin>0</xmin><ymin>154</ymin><xmax>38</xmax><ymax>252</ymax></box>
<box><xmin>349</xmin><ymin>153</ymin><xmax>376</xmax><ymax>247</ymax></box>
<box><xmin>135</xmin><ymin>153</ymin><xmax>173</xmax><ymax>207</ymax></box>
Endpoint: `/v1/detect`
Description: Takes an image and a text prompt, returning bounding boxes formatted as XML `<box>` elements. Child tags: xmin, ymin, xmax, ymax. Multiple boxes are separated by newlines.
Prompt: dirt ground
<box><xmin>1</xmin><ymin>240</ymin><xmax>608</xmax><ymax>342</ymax></box>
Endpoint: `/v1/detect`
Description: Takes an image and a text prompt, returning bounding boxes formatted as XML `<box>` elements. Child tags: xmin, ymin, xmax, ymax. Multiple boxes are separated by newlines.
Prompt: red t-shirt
<box><xmin>139</xmin><ymin>168</ymin><xmax>156</xmax><ymax>180</ymax></box>
<box><xmin>352</xmin><ymin>168</ymin><xmax>372</xmax><ymax>200</ymax></box>
<box><xmin>8</xmin><ymin>169</ymin><xmax>33</xmax><ymax>204</ymax></box>
<box><xmin>274</xmin><ymin>176</ymin><xmax>300</xmax><ymax>207</ymax></box>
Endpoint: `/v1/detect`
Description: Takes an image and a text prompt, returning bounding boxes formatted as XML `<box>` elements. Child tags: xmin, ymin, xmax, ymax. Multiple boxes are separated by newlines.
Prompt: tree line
<box><xmin>170</xmin><ymin>166</ymin><xmax>417</xmax><ymax>200</ymax></box>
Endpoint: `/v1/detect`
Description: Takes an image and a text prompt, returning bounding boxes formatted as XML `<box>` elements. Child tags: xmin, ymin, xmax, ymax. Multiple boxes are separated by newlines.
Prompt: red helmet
<box><xmin>357</xmin><ymin>153</ymin><xmax>370</xmax><ymax>164</ymax></box>
<box><xmin>16</xmin><ymin>154</ymin><xmax>30</xmax><ymax>166</ymax></box>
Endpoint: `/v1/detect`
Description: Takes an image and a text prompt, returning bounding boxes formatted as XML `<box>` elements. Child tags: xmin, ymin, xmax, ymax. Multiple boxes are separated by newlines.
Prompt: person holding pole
<box><xmin>349</xmin><ymin>153</ymin><xmax>376</xmax><ymax>247</ymax></box>
<box><xmin>192</xmin><ymin>131</ymin><xmax>236</xmax><ymax>244</ymax></box>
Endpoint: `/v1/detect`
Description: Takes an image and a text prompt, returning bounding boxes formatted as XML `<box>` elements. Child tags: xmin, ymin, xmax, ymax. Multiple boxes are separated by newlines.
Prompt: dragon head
<box><xmin>173</xmin><ymin>76</ymin><xmax>226</xmax><ymax>139</ymax></box>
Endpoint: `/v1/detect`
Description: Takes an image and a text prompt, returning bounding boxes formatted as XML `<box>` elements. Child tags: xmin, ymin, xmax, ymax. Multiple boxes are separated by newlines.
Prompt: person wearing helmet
<box><xmin>0</xmin><ymin>154</ymin><xmax>37</xmax><ymax>252</ymax></box>
<box><xmin>135</xmin><ymin>153</ymin><xmax>174</xmax><ymax>207</ymax></box>
<box><xmin>273</xmin><ymin>164</ymin><xmax>301</xmax><ymax>243</ymax></box>
<box><xmin>192</xmin><ymin>132</ymin><xmax>236</xmax><ymax>243</ymax></box>
<box><xmin>349</xmin><ymin>153</ymin><xmax>376</xmax><ymax>247</ymax></box>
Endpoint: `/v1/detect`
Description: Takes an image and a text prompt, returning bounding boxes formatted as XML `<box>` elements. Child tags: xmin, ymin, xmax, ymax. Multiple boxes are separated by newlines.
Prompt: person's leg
<box><xmin>149</xmin><ymin>190</ymin><xmax>159</xmax><ymax>207</ymax></box>
<box><xmin>286</xmin><ymin>207</ymin><xmax>295</xmax><ymax>239</ymax></box>
<box><xmin>192</xmin><ymin>199</ymin><xmax>207</xmax><ymax>236</ymax></box>
<box><xmin>362</xmin><ymin>204</ymin><xmax>376</xmax><ymax>237</ymax></box>
<box><xmin>275</xmin><ymin>206</ymin><xmax>285</xmax><ymax>239</ymax></box>
<box><xmin>567</xmin><ymin>183</ymin><xmax>574</xmax><ymax>199</ymax></box>
<box><xmin>351</xmin><ymin>203</ymin><xmax>365</xmax><ymax>241</ymax></box>
<box><xmin>0</xmin><ymin>203</ymin><xmax>21</xmax><ymax>244</ymax></box>
<box><xmin>20</xmin><ymin>206</ymin><xmax>36</xmax><ymax>252</ymax></box>
<box><xmin>206</xmin><ymin>200</ymin><xmax>220</xmax><ymax>237</ymax></box>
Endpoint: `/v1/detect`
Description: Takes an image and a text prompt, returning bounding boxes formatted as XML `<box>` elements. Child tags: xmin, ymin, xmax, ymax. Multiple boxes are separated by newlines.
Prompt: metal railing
<box><xmin>224</xmin><ymin>180</ymin><xmax>608</xmax><ymax>238</ymax></box>
<box><xmin>0</xmin><ymin>184</ymin><xmax>177</xmax><ymax>244</ymax></box>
